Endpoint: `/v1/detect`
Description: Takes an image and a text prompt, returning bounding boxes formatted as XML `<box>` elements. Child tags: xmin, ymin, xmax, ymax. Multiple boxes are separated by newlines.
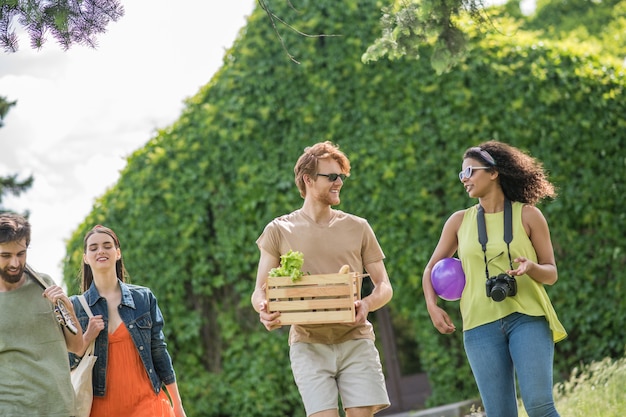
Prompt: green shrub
<box><xmin>63</xmin><ymin>0</ymin><xmax>626</xmax><ymax>414</ymax></box>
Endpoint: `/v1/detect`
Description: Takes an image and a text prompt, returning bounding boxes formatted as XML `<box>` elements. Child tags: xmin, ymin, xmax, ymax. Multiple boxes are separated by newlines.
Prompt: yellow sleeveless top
<box><xmin>457</xmin><ymin>202</ymin><xmax>567</xmax><ymax>343</ymax></box>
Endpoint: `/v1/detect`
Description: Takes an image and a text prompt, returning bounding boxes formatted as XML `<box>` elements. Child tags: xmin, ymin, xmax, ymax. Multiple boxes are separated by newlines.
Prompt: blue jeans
<box><xmin>463</xmin><ymin>313</ymin><xmax>560</xmax><ymax>417</ymax></box>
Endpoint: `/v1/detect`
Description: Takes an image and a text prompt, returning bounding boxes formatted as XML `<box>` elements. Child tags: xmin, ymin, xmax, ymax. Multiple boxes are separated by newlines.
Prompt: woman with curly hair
<box><xmin>422</xmin><ymin>141</ymin><xmax>566</xmax><ymax>417</ymax></box>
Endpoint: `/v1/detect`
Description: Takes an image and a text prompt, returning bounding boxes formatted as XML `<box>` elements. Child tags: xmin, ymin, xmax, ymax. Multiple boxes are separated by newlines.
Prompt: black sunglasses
<box><xmin>317</xmin><ymin>173</ymin><xmax>347</xmax><ymax>182</ymax></box>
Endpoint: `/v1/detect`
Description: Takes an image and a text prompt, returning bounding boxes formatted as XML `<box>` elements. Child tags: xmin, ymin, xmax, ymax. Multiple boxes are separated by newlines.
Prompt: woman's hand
<box><xmin>507</xmin><ymin>256</ymin><xmax>533</xmax><ymax>276</ymax></box>
<box><xmin>427</xmin><ymin>305</ymin><xmax>456</xmax><ymax>334</ymax></box>
<box><xmin>84</xmin><ymin>315</ymin><xmax>105</xmax><ymax>343</ymax></box>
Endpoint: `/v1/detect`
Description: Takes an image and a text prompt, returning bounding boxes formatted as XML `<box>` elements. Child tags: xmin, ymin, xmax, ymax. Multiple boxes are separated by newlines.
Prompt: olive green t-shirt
<box><xmin>0</xmin><ymin>274</ymin><xmax>76</xmax><ymax>416</ymax></box>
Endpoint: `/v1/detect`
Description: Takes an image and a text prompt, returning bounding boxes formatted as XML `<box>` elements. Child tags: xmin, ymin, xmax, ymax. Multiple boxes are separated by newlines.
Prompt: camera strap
<box><xmin>477</xmin><ymin>198</ymin><xmax>514</xmax><ymax>279</ymax></box>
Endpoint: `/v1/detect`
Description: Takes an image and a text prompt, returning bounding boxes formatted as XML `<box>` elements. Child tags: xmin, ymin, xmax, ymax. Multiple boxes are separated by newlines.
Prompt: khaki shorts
<box><xmin>289</xmin><ymin>339</ymin><xmax>390</xmax><ymax>416</ymax></box>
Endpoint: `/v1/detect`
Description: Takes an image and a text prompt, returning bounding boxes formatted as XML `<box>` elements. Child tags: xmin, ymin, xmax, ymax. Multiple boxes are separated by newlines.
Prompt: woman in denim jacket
<box><xmin>69</xmin><ymin>225</ymin><xmax>186</xmax><ymax>417</ymax></box>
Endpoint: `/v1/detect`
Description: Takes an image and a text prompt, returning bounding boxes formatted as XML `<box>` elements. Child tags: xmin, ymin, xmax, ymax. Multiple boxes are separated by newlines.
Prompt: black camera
<box><xmin>486</xmin><ymin>273</ymin><xmax>517</xmax><ymax>302</ymax></box>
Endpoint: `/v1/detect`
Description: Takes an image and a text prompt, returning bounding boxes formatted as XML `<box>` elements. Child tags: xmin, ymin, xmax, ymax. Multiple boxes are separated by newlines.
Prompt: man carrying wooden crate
<box><xmin>251</xmin><ymin>141</ymin><xmax>394</xmax><ymax>417</ymax></box>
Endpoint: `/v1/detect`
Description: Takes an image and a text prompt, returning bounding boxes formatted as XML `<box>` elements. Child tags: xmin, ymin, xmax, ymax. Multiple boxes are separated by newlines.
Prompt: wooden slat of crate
<box><xmin>270</xmin><ymin>285</ymin><xmax>351</xmax><ymax>299</ymax></box>
<box><xmin>270</xmin><ymin>297</ymin><xmax>354</xmax><ymax>311</ymax></box>
<box><xmin>266</xmin><ymin>273</ymin><xmax>359</xmax><ymax>325</ymax></box>
<box><xmin>274</xmin><ymin>310</ymin><xmax>355</xmax><ymax>325</ymax></box>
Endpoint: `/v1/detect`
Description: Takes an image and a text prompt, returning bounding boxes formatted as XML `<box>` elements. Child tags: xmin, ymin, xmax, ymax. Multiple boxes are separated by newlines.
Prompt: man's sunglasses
<box><xmin>459</xmin><ymin>166</ymin><xmax>490</xmax><ymax>181</ymax></box>
<box><xmin>317</xmin><ymin>173</ymin><xmax>347</xmax><ymax>182</ymax></box>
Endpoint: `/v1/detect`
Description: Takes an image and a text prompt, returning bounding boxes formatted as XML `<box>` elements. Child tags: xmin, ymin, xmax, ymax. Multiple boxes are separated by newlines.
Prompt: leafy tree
<box><xmin>62</xmin><ymin>0</ymin><xmax>625</xmax><ymax>415</ymax></box>
<box><xmin>0</xmin><ymin>95</ymin><xmax>15</xmax><ymax>126</ymax></box>
<box><xmin>0</xmin><ymin>0</ymin><xmax>124</xmax><ymax>52</ymax></box>
<box><xmin>0</xmin><ymin>174</ymin><xmax>34</xmax><ymax>212</ymax></box>
<box><xmin>527</xmin><ymin>0</ymin><xmax>626</xmax><ymax>61</ymax></box>
<box><xmin>362</xmin><ymin>0</ymin><xmax>626</xmax><ymax>72</ymax></box>
<box><xmin>361</xmin><ymin>0</ymin><xmax>479</xmax><ymax>73</ymax></box>
<box><xmin>0</xmin><ymin>96</ymin><xmax>33</xmax><ymax>212</ymax></box>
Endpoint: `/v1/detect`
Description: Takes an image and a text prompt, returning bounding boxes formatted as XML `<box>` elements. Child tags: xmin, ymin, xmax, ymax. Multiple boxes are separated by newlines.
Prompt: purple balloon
<box><xmin>431</xmin><ymin>258</ymin><xmax>466</xmax><ymax>301</ymax></box>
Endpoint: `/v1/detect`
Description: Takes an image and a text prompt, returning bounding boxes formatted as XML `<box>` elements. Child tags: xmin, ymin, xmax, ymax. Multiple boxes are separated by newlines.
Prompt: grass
<box><xmin>517</xmin><ymin>353</ymin><xmax>626</xmax><ymax>417</ymax></box>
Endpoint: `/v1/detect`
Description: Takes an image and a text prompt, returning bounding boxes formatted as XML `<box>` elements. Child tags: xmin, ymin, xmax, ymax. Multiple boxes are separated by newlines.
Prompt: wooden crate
<box><xmin>266</xmin><ymin>273</ymin><xmax>361</xmax><ymax>325</ymax></box>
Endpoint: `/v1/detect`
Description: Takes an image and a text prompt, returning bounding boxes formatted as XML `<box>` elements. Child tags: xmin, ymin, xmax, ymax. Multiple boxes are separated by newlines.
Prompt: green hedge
<box><xmin>63</xmin><ymin>0</ymin><xmax>625</xmax><ymax>414</ymax></box>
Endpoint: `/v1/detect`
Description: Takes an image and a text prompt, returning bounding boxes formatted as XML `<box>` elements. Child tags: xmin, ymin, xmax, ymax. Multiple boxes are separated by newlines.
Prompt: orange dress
<box><xmin>90</xmin><ymin>324</ymin><xmax>175</xmax><ymax>417</ymax></box>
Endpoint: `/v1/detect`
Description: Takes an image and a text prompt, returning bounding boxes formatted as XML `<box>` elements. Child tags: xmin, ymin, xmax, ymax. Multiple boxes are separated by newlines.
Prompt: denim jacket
<box><xmin>69</xmin><ymin>280</ymin><xmax>177</xmax><ymax>396</ymax></box>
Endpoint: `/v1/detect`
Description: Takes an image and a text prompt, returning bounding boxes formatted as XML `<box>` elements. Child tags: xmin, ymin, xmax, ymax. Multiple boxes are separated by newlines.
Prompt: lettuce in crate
<box><xmin>269</xmin><ymin>250</ymin><xmax>304</xmax><ymax>282</ymax></box>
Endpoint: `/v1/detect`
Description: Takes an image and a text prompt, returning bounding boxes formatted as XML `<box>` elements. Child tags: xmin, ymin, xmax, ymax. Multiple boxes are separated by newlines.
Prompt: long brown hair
<box><xmin>81</xmin><ymin>225</ymin><xmax>129</xmax><ymax>292</ymax></box>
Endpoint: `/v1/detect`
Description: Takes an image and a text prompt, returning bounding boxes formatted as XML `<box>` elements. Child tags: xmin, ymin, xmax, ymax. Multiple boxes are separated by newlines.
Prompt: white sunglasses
<box><xmin>459</xmin><ymin>166</ymin><xmax>490</xmax><ymax>181</ymax></box>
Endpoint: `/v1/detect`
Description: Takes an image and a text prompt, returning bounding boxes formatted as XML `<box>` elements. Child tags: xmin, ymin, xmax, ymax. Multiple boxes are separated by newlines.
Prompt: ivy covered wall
<box><xmin>63</xmin><ymin>0</ymin><xmax>625</xmax><ymax>415</ymax></box>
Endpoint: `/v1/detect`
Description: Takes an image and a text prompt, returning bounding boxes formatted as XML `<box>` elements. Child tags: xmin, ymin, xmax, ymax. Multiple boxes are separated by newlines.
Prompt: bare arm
<box><xmin>507</xmin><ymin>205</ymin><xmax>558</xmax><ymax>285</ymax></box>
<box><xmin>355</xmin><ymin>260</ymin><xmax>393</xmax><ymax>324</ymax></box>
<box><xmin>251</xmin><ymin>249</ymin><xmax>282</xmax><ymax>331</ymax></box>
<box><xmin>165</xmin><ymin>381</ymin><xmax>187</xmax><ymax>417</ymax></box>
<box><xmin>422</xmin><ymin>210</ymin><xmax>464</xmax><ymax>334</ymax></box>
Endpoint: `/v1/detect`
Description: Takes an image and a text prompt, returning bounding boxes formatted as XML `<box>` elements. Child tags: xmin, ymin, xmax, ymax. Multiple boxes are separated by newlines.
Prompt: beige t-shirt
<box><xmin>257</xmin><ymin>209</ymin><xmax>385</xmax><ymax>345</ymax></box>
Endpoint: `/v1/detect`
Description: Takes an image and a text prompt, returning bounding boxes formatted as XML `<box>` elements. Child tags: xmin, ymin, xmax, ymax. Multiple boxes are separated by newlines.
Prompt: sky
<box><xmin>0</xmin><ymin>1</ymin><xmax>256</xmax><ymax>285</ymax></box>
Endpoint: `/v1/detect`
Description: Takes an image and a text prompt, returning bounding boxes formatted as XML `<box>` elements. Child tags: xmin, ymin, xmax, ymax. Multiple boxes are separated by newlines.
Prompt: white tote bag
<box><xmin>71</xmin><ymin>295</ymin><xmax>98</xmax><ymax>417</ymax></box>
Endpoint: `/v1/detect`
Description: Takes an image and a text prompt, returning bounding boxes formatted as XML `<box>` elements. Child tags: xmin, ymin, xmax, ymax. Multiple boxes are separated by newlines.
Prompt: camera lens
<box><xmin>490</xmin><ymin>285</ymin><xmax>508</xmax><ymax>302</ymax></box>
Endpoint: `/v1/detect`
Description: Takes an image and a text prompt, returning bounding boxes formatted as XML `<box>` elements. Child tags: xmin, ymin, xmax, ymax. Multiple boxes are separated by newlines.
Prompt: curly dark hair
<box><xmin>464</xmin><ymin>141</ymin><xmax>556</xmax><ymax>205</ymax></box>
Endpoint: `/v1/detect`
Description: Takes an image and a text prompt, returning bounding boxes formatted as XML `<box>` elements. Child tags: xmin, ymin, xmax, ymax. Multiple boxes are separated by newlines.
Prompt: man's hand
<box><xmin>258</xmin><ymin>300</ymin><xmax>282</xmax><ymax>331</ymax></box>
<box><xmin>43</xmin><ymin>285</ymin><xmax>78</xmax><ymax>333</ymax></box>
<box><xmin>42</xmin><ymin>285</ymin><xmax>70</xmax><ymax>305</ymax></box>
<box><xmin>353</xmin><ymin>299</ymin><xmax>370</xmax><ymax>325</ymax></box>
<box><xmin>43</xmin><ymin>285</ymin><xmax>84</xmax><ymax>352</ymax></box>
